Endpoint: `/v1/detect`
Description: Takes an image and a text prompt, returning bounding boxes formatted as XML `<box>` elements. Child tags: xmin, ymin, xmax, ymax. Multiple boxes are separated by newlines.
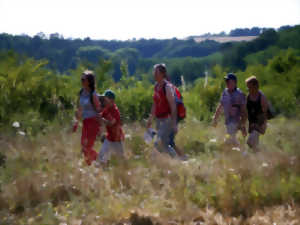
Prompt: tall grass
<box><xmin>0</xmin><ymin>118</ymin><xmax>300</xmax><ymax>225</ymax></box>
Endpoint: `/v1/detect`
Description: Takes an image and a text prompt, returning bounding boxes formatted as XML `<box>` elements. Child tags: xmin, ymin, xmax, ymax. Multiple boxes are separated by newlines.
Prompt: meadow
<box><xmin>0</xmin><ymin>25</ymin><xmax>300</xmax><ymax>224</ymax></box>
<box><xmin>0</xmin><ymin>116</ymin><xmax>300</xmax><ymax>225</ymax></box>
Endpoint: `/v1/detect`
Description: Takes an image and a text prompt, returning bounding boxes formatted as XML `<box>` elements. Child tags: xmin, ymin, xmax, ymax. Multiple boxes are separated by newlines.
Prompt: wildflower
<box><xmin>18</xmin><ymin>131</ymin><xmax>26</xmax><ymax>136</ymax></box>
<box><xmin>209</xmin><ymin>138</ymin><xmax>217</xmax><ymax>143</ymax></box>
<box><xmin>12</xmin><ymin>121</ymin><xmax>20</xmax><ymax>128</ymax></box>
<box><xmin>125</xmin><ymin>134</ymin><xmax>132</xmax><ymax>139</ymax></box>
<box><xmin>232</xmin><ymin>147</ymin><xmax>240</xmax><ymax>151</ymax></box>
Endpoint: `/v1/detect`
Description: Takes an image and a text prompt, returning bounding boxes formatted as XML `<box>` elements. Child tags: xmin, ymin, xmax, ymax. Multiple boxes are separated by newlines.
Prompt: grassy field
<box><xmin>0</xmin><ymin>117</ymin><xmax>300</xmax><ymax>225</ymax></box>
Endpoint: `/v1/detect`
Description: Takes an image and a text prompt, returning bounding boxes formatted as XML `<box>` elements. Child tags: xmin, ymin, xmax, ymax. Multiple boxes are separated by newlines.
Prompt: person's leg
<box><xmin>81</xmin><ymin>119</ymin><xmax>90</xmax><ymax>164</ymax></box>
<box><xmin>155</xmin><ymin>118</ymin><xmax>177</xmax><ymax>157</ymax></box>
<box><xmin>169</xmin><ymin>130</ymin><xmax>185</xmax><ymax>157</ymax></box>
<box><xmin>114</xmin><ymin>142</ymin><xmax>124</xmax><ymax>157</ymax></box>
<box><xmin>225</xmin><ymin>123</ymin><xmax>239</xmax><ymax>147</ymax></box>
<box><xmin>81</xmin><ymin>119</ymin><xmax>88</xmax><ymax>150</ymax></box>
<box><xmin>84</xmin><ymin>118</ymin><xmax>100</xmax><ymax>165</ymax></box>
<box><xmin>98</xmin><ymin>139</ymin><xmax>111</xmax><ymax>165</ymax></box>
<box><xmin>110</xmin><ymin>141</ymin><xmax>125</xmax><ymax>162</ymax></box>
<box><xmin>154</xmin><ymin>119</ymin><xmax>163</xmax><ymax>153</ymax></box>
<box><xmin>169</xmin><ymin>131</ymin><xmax>176</xmax><ymax>148</ymax></box>
<box><xmin>247</xmin><ymin>129</ymin><xmax>260</xmax><ymax>151</ymax></box>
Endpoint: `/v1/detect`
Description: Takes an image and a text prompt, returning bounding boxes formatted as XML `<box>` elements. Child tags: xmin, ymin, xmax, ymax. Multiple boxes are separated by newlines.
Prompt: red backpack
<box><xmin>163</xmin><ymin>82</ymin><xmax>186</xmax><ymax>121</ymax></box>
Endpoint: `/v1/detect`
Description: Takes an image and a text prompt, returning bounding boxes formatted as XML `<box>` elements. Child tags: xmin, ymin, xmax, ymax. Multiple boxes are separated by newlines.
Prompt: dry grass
<box><xmin>193</xmin><ymin>36</ymin><xmax>258</xmax><ymax>43</ymax></box>
<box><xmin>0</xmin><ymin>118</ymin><xmax>300</xmax><ymax>225</ymax></box>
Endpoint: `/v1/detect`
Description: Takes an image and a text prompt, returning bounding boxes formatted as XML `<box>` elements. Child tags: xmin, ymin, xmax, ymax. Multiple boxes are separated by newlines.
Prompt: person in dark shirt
<box><xmin>245</xmin><ymin>76</ymin><xmax>269</xmax><ymax>151</ymax></box>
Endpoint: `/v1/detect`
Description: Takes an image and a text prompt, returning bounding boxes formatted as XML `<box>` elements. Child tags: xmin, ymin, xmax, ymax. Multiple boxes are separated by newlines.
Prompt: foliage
<box><xmin>1</xmin><ymin>25</ymin><xmax>299</xmax><ymax>84</ymax></box>
<box><xmin>0</xmin><ymin>51</ymin><xmax>74</xmax><ymax>134</ymax></box>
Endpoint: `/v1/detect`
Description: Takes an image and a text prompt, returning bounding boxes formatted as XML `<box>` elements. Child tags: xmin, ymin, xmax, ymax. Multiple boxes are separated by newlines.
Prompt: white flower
<box><xmin>18</xmin><ymin>131</ymin><xmax>26</xmax><ymax>136</ymax></box>
<box><xmin>232</xmin><ymin>147</ymin><xmax>240</xmax><ymax>151</ymax></box>
<box><xmin>209</xmin><ymin>138</ymin><xmax>217</xmax><ymax>143</ymax></box>
<box><xmin>12</xmin><ymin>121</ymin><xmax>20</xmax><ymax>128</ymax></box>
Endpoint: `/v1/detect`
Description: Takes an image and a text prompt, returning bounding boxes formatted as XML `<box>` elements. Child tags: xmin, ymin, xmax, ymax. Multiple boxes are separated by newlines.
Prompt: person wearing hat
<box><xmin>98</xmin><ymin>90</ymin><xmax>125</xmax><ymax>166</ymax></box>
<box><xmin>213</xmin><ymin>73</ymin><xmax>247</xmax><ymax>146</ymax></box>
<box><xmin>74</xmin><ymin>70</ymin><xmax>102</xmax><ymax>166</ymax></box>
<box><xmin>245</xmin><ymin>75</ymin><xmax>269</xmax><ymax>151</ymax></box>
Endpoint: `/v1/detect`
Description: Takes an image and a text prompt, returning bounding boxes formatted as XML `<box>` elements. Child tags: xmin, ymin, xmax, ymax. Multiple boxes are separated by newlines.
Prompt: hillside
<box><xmin>194</xmin><ymin>36</ymin><xmax>258</xmax><ymax>43</ymax></box>
<box><xmin>0</xmin><ymin>25</ymin><xmax>298</xmax><ymax>83</ymax></box>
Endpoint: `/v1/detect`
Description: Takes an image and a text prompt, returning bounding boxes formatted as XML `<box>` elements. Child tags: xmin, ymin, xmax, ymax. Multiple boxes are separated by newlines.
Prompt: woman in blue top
<box><xmin>74</xmin><ymin>70</ymin><xmax>102</xmax><ymax>165</ymax></box>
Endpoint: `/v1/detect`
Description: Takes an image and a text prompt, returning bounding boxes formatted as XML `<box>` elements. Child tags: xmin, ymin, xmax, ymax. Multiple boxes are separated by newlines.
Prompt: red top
<box><xmin>153</xmin><ymin>81</ymin><xmax>171</xmax><ymax>118</ymax></box>
<box><xmin>101</xmin><ymin>103</ymin><xmax>124</xmax><ymax>142</ymax></box>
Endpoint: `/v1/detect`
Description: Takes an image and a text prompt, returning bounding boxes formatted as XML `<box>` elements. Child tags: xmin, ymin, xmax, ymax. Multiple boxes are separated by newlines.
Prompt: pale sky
<box><xmin>0</xmin><ymin>0</ymin><xmax>299</xmax><ymax>40</ymax></box>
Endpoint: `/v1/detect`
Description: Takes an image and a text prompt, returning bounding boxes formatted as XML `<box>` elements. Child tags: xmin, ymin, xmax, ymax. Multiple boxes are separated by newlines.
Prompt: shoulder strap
<box><xmin>258</xmin><ymin>92</ymin><xmax>263</xmax><ymax>108</ymax></box>
<box><xmin>90</xmin><ymin>90</ymin><xmax>94</xmax><ymax>107</ymax></box>
<box><xmin>79</xmin><ymin>88</ymin><xmax>83</xmax><ymax>96</ymax></box>
<box><xmin>163</xmin><ymin>81</ymin><xmax>167</xmax><ymax>95</ymax></box>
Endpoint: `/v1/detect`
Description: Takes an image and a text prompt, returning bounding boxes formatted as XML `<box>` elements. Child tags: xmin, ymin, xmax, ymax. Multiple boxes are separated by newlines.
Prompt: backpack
<box><xmin>163</xmin><ymin>82</ymin><xmax>186</xmax><ymax>121</ymax></box>
<box><xmin>266</xmin><ymin>101</ymin><xmax>275</xmax><ymax>120</ymax></box>
<box><xmin>259</xmin><ymin>92</ymin><xmax>275</xmax><ymax>120</ymax></box>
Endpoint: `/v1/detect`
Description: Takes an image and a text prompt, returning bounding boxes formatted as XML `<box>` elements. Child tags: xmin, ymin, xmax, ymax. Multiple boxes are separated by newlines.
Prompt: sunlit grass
<box><xmin>0</xmin><ymin>117</ymin><xmax>300</xmax><ymax>224</ymax></box>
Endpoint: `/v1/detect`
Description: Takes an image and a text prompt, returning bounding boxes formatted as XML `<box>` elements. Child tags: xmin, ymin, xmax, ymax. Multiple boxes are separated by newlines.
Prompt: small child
<box><xmin>98</xmin><ymin>90</ymin><xmax>125</xmax><ymax>166</ymax></box>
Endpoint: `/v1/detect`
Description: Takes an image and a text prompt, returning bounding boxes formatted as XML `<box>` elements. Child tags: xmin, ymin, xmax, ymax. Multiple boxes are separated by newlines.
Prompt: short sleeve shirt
<box><xmin>220</xmin><ymin>88</ymin><xmax>246</xmax><ymax>125</ymax></box>
<box><xmin>79</xmin><ymin>90</ymin><xmax>98</xmax><ymax>119</ymax></box>
<box><xmin>101</xmin><ymin>103</ymin><xmax>124</xmax><ymax>142</ymax></box>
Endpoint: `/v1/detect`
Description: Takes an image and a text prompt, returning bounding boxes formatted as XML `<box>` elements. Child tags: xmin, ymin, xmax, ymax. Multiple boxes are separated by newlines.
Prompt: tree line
<box><xmin>0</xmin><ymin>25</ymin><xmax>298</xmax><ymax>83</ymax></box>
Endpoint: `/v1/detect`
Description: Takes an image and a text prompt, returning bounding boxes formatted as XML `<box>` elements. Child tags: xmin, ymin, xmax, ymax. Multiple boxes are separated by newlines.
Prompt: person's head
<box><xmin>224</xmin><ymin>73</ymin><xmax>237</xmax><ymax>91</ymax></box>
<box><xmin>245</xmin><ymin>75</ymin><xmax>259</xmax><ymax>93</ymax></box>
<box><xmin>153</xmin><ymin>63</ymin><xmax>167</xmax><ymax>82</ymax></box>
<box><xmin>81</xmin><ymin>70</ymin><xmax>95</xmax><ymax>91</ymax></box>
<box><xmin>103</xmin><ymin>89</ymin><xmax>115</xmax><ymax>106</ymax></box>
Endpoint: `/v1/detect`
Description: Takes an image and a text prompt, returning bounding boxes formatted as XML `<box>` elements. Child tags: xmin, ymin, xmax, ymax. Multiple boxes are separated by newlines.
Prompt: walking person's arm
<box><xmin>73</xmin><ymin>99</ymin><xmax>82</xmax><ymax>132</ymax></box>
<box><xmin>240</xmin><ymin>104</ymin><xmax>248</xmax><ymax>137</ymax></box>
<box><xmin>212</xmin><ymin>103</ymin><xmax>223</xmax><ymax>127</ymax></box>
<box><xmin>101</xmin><ymin>117</ymin><xmax>116</xmax><ymax>127</ymax></box>
<box><xmin>92</xmin><ymin>93</ymin><xmax>102</xmax><ymax>113</ymax></box>
<box><xmin>147</xmin><ymin>103</ymin><xmax>155</xmax><ymax>128</ymax></box>
<box><xmin>260</xmin><ymin>94</ymin><xmax>268</xmax><ymax>134</ymax></box>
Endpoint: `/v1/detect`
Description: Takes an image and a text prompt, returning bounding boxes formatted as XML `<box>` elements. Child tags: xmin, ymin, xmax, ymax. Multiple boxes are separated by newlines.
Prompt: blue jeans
<box><xmin>155</xmin><ymin>118</ymin><xmax>177</xmax><ymax>157</ymax></box>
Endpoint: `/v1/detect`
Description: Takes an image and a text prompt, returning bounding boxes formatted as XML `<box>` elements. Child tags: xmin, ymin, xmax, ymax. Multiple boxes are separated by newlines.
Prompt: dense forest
<box><xmin>0</xmin><ymin>25</ymin><xmax>297</xmax><ymax>82</ymax></box>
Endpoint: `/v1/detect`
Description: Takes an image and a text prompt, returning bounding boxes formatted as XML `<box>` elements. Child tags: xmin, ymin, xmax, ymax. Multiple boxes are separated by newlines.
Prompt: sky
<box><xmin>0</xmin><ymin>0</ymin><xmax>299</xmax><ymax>40</ymax></box>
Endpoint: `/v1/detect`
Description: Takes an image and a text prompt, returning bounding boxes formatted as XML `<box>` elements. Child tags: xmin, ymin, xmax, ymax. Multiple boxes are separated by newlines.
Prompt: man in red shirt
<box><xmin>98</xmin><ymin>90</ymin><xmax>124</xmax><ymax>166</ymax></box>
<box><xmin>147</xmin><ymin>64</ymin><xmax>177</xmax><ymax>157</ymax></box>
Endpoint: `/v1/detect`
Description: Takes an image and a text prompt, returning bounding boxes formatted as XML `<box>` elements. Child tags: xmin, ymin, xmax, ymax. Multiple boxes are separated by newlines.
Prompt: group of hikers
<box><xmin>74</xmin><ymin>63</ymin><xmax>270</xmax><ymax>166</ymax></box>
